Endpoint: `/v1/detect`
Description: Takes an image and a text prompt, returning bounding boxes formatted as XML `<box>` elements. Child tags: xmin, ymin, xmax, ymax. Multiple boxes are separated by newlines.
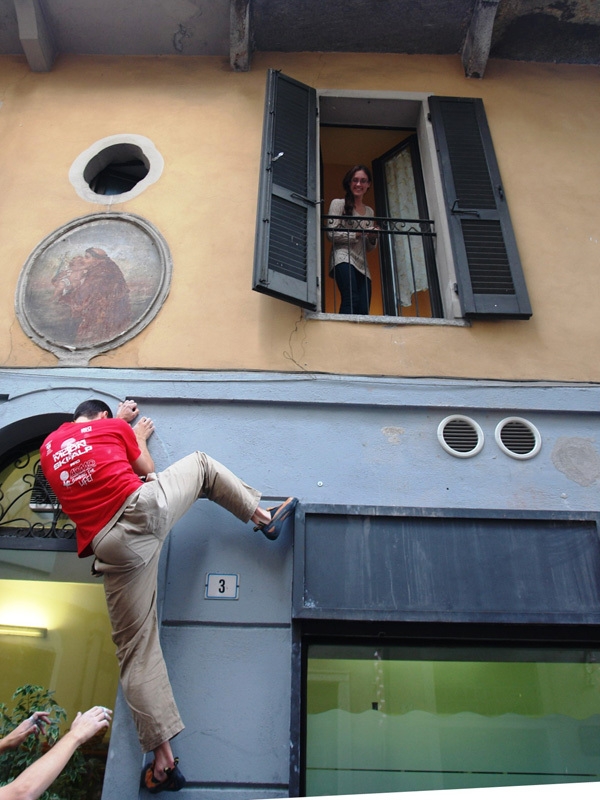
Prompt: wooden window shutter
<box><xmin>252</xmin><ymin>70</ymin><xmax>319</xmax><ymax>310</ymax></box>
<box><xmin>429</xmin><ymin>96</ymin><xmax>532</xmax><ymax>319</ymax></box>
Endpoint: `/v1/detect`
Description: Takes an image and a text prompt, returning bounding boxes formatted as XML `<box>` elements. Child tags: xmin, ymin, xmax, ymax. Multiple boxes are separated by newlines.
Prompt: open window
<box><xmin>373</xmin><ymin>133</ymin><xmax>441</xmax><ymax>316</ymax></box>
<box><xmin>253</xmin><ymin>70</ymin><xmax>532</xmax><ymax>321</ymax></box>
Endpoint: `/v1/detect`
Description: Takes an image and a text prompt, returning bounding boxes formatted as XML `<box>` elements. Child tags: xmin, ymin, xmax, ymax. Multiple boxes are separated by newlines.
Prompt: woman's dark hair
<box><xmin>342</xmin><ymin>165</ymin><xmax>372</xmax><ymax>217</ymax></box>
<box><xmin>72</xmin><ymin>399</ymin><xmax>113</xmax><ymax>421</ymax></box>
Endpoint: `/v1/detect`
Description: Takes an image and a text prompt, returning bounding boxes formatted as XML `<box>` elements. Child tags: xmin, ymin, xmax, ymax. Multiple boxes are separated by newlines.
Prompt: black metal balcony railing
<box><xmin>323</xmin><ymin>215</ymin><xmax>440</xmax><ymax>317</ymax></box>
<box><xmin>0</xmin><ymin>452</ymin><xmax>75</xmax><ymax>542</ymax></box>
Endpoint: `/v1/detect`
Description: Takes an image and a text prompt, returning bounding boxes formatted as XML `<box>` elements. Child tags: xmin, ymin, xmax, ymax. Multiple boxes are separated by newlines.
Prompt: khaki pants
<box><xmin>91</xmin><ymin>452</ymin><xmax>261</xmax><ymax>753</ymax></box>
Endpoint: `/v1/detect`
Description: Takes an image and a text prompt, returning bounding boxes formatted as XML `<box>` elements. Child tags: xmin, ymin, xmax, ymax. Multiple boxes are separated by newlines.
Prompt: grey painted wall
<box><xmin>1</xmin><ymin>367</ymin><xmax>600</xmax><ymax>798</ymax></box>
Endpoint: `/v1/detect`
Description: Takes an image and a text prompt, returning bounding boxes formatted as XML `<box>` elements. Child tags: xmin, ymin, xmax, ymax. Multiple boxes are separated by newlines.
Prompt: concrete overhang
<box><xmin>0</xmin><ymin>0</ymin><xmax>597</xmax><ymax>74</ymax></box>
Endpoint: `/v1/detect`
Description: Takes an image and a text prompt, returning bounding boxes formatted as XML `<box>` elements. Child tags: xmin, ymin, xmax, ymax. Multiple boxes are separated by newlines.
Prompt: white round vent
<box><xmin>495</xmin><ymin>417</ymin><xmax>541</xmax><ymax>460</ymax></box>
<box><xmin>437</xmin><ymin>415</ymin><xmax>484</xmax><ymax>458</ymax></box>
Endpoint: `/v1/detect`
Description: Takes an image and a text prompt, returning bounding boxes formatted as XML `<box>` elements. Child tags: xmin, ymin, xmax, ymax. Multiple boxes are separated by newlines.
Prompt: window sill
<box><xmin>305</xmin><ymin>311</ymin><xmax>470</xmax><ymax>327</ymax></box>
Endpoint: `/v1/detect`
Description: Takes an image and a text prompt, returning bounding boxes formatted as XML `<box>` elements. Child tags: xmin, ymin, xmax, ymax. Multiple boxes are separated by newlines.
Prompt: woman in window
<box><xmin>327</xmin><ymin>165</ymin><xmax>379</xmax><ymax>315</ymax></box>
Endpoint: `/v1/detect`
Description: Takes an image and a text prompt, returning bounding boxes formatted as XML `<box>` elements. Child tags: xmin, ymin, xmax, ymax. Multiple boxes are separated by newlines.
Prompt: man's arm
<box><xmin>0</xmin><ymin>707</ymin><xmax>111</xmax><ymax>800</ymax></box>
<box><xmin>131</xmin><ymin>416</ymin><xmax>155</xmax><ymax>476</ymax></box>
<box><xmin>115</xmin><ymin>400</ymin><xmax>155</xmax><ymax>476</ymax></box>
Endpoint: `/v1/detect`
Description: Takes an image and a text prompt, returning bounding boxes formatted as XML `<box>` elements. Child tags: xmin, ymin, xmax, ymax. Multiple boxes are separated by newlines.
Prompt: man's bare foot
<box><xmin>251</xmin><ymin>506</ymin><xmax>271</xmax><ymax>527</ymax></box>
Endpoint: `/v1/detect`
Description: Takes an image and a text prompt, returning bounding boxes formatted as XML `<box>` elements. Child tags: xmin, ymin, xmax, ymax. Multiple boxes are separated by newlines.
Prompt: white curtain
<box><xmin>384</xmin><ymin>148</ymin><xmax>429</xmax><ymax>306</ymax></box>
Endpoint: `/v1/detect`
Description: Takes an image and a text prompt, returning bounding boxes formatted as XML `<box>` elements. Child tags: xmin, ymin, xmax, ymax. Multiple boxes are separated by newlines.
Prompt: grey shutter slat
<box><xmin>252</xmin><ymin>70</ymin><xmax>318</xmax><ymax>310</ymax></box>
<box><xmin>429</xmin><ymin>96</ymin><xmax>532</xmax><ymax>320</ymax></box>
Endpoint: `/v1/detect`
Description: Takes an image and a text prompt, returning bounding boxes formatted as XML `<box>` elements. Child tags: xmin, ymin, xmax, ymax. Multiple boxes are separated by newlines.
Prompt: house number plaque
<box><xmin>205</xmin><ymin>573</ymin><xmax>239</xmax><ymax>600</ymax></box>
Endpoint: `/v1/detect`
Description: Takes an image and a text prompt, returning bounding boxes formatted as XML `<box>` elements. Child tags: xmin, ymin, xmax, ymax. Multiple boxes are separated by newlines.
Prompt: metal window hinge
<box><xmin>451</xmin><ymin>200</ymin><xmax>480</xmax><ymax>217</ymax></box>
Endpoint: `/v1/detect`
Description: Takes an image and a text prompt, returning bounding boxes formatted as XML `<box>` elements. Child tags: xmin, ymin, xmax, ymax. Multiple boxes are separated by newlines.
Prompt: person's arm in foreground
<box><xmin>0</xmin><ymin>713</ymin><xmax>51</xmax><ymax>754</ymax></box>
<box><xmin>0</xmin><ymin>707</ymin><xmax>111</xmax><ymax>800</ymax></box>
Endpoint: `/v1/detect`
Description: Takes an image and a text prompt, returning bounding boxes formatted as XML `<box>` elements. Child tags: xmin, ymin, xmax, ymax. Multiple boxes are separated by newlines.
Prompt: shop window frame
<box><xmin>292</xmin><ymin>623</ymin><xmax>600</xmax><ymax>796</ymax></box>
<box><xmin>288</xmin><ymin>505</ymin><xmax>600</xmax><ymax>793</ymax></box>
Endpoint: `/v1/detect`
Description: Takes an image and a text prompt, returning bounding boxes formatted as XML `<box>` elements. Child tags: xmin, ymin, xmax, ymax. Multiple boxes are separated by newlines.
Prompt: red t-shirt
<box><xmin>40</xmin><ymin>418</ymin><xmax>143</xmax><ymax>557</ymax></box>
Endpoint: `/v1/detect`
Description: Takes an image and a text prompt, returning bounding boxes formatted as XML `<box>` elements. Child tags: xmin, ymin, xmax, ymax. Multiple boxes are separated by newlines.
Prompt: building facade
<box><xmin>0</xmin><ymin>2</ymin><xmax>600</xmax><ymax>797</ymax></box>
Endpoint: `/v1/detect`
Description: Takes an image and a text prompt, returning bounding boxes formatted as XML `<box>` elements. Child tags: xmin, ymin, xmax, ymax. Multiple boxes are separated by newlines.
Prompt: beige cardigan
<box><xmin>326</xmin><ymin>198</ymin><xmax>377</xmax><ymax>278</ymax></box>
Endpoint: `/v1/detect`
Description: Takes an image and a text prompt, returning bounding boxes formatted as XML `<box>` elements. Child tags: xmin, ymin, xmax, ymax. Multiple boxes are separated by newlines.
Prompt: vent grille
<box><xmin>495</xmin><ymin>418</ymin><xmax>541</xmax><ymax>460</ymax></box>
<box><xmin>438</xmin><ymin>416</ymin><xmax>484</xmax><ymax>458</ymax></box>
<box><xmin>443</xmin><ymin>419</ymin><xmax>478</xmax><ymax>452</ymax></box>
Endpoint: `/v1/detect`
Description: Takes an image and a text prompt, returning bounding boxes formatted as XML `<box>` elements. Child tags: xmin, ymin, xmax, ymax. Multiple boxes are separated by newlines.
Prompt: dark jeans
<box><xmin>333</xmin><ymin>262</ymin><xmax>372</xmax><ymax>315</ymax></box>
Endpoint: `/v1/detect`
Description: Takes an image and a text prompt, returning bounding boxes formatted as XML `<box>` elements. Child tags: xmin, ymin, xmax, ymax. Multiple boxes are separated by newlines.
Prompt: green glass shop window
<box><xmin>306</xmin><ymin>643</ymin><xmax>600</xmax><ymax>795</ymax></box>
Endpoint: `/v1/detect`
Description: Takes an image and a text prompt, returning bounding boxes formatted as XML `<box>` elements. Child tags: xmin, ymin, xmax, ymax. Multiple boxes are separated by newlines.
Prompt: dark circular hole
<box><xmin>83</xmin><ymin>144</ymin><xmax>149</xmax><ymax>196</ymax></box>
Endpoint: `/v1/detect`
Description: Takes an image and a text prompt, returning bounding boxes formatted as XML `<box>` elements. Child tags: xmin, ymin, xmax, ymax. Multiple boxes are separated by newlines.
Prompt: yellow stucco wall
<box><xmin>0</xmin><ymin>52</ymin><xmax>598</xmax><ymax>380</ymax></box>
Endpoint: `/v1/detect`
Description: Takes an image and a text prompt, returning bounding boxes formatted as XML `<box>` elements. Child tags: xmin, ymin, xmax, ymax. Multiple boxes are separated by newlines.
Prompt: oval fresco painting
<box><xmin>15</xmin><ymin>213</ymin><xmax>172</xmax><ymax>364</ymax></box>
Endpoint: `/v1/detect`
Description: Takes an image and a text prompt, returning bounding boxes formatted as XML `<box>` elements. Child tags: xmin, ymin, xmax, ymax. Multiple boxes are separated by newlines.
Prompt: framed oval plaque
<box><xmin>15</xmin><ymin>213</ymin><xmax>172</xmax><ymax>365</ymax></box>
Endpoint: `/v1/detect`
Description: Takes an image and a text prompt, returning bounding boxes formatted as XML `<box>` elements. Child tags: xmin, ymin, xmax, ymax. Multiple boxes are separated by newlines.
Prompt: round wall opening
<box><xmin>69</xmin><ymin>135</ymin><xmax>164</xmax><ymax>203</ymax></box>
<box><xmin>83</xmin><ymin>143</ymin><xmax>149</xmax><ymax>195</ymax></box>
